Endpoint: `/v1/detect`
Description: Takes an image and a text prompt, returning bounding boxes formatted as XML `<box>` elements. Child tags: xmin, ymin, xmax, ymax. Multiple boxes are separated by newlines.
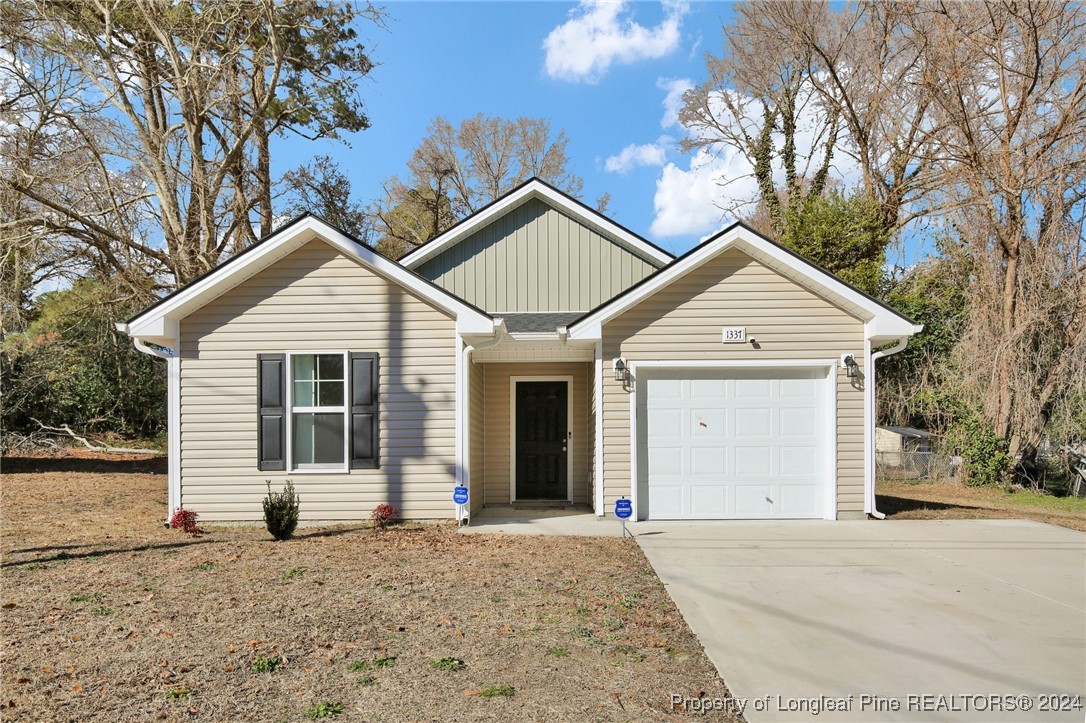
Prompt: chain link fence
<box><xmin>876</xmin><ymin>450</ymin><xmax>958</xmax><ymax>481</ymax></box>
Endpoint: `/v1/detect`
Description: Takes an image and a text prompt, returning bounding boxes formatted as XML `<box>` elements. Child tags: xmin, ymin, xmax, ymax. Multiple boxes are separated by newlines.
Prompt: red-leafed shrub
<box><xmin>169</xmin><ymin>507</ymin><xmax>202</xmax><ymax>536</ymax></box>
<box><xmin>371</xmin><ymin>504</ymin><xmax>399</xmax><ymax>531</ymax></box>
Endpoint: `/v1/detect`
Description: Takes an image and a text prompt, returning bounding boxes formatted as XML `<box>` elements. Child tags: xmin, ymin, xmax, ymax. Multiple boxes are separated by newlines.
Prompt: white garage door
<box><xmin>638</xmin><ymin>368</ymin><xmax>829</xmax><ymax>519</ymax></box>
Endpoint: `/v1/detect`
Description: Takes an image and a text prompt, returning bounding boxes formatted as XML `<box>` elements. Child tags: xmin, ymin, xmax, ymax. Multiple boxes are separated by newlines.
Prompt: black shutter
<box><xmin>350</xmin><ymin>352</ymin><xmax>380</xmax><ymax>469</ymax></box>
<box><xmin>257</xmin><ymin>354</ymin><xmax>286</xmax><ymax>471</ymax></box>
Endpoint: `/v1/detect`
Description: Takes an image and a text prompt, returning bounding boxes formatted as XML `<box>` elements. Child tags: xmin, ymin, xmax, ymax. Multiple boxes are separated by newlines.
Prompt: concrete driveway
<box><xmin>635</xmin><ymin>519</ymin><xmax>1086</xmax><ymax>722</ymax></box>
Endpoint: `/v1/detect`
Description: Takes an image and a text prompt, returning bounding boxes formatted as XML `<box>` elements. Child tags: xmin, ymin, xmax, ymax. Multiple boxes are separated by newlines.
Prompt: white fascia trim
<box><xmin>509</xmin><ymin>332</ymin><xmax>561</xmax><ymax>341</ymax></box>
<box><xmin>633</xmin><ymin>359</ymin><xmax>838</xmax><ymax>369</ymax></box>
<box><xmin>568</xmin><ymin>226</ymin><xmax>917</xmax><ymax>342</ymax></box>
<box><xmin>399</xmin><ymin>181</ymin><xmax>672</xmax><ymax>269</ymax></box>
<box><xmin>126</xmin><ymin>217</ymin><xmax>494</xmax><ymax>341</ymax></box>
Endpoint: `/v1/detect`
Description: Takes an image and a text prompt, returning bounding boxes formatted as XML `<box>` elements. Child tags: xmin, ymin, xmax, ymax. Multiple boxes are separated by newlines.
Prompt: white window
<box><xmin>288</xmin><ymin>352</ymin><xmax>348</xmax><ymax>471</ymax></box>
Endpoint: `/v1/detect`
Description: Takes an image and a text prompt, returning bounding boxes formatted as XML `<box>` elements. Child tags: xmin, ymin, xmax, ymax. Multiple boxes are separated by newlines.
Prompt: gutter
<box><xmin>115</xmin><ymin>322</ymin><xmax>178</xmax><ymax>525</ymax></box>
<box><xmin>866</xmin><ymin>336</ymin><xmax>911</xmax><ymax>519</ymax></box>
<box><xmin>458</xmin><ymin>319</ymin><xmax>507</xmax><ymax>523</ymax></box>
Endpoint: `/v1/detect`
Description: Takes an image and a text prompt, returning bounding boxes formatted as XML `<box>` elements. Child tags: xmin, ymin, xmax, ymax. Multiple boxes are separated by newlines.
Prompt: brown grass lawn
<box><xmin>0</xmin><ymin>453</ymin><xmax>737</xmax><ymax>722</ymax></box>
<box><xmin>878</xmin><ymin>479</ymin><xmax>1086</xmax><ymax>532</ymax></box>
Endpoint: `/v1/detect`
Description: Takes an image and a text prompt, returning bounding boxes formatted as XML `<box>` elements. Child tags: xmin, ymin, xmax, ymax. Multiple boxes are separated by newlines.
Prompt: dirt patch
<box><xmin>877</xmin><ymin>480</ymin><xmax>1086</xmax><ymax>532</ymax></box>
<box><xmin>1</xmin><ymin>454</ymin><xmax>738</xmax><ymax>721</ymax></box>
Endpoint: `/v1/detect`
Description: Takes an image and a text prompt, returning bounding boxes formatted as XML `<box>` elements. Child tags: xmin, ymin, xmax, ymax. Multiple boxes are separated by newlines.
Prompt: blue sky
<box><xmin>272</xmin><ymin>1</ymin><xmax>739</xmax><ymax>257</ymax></box>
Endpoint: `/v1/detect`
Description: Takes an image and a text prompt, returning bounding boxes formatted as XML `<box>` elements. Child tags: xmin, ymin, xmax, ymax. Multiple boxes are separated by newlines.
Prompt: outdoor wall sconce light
<box><xmin>842</xmin><ymin>354</ymin><xmax>859</xmax><ymax>379</ymax></box>
<box><xmin>613</xmin><ymin>357</ymin><xmax>629</xmax><ymax>383</ymax></box>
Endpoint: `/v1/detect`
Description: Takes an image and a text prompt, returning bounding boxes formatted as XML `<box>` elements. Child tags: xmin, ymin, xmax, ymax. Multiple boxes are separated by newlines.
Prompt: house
<box><xmin>876</xmin><ymin>425</ymin><xmax>936</xmax><ymax>465</ymax></box>
<box><xmin>876</xmin><ymin>425</ymin><xmax>940</xmax><ymax>480</ymax></box>
<box><xmin>120</xmin><ymin>179</ymin><xmax>922</xmax><ymax>523</ymax></box>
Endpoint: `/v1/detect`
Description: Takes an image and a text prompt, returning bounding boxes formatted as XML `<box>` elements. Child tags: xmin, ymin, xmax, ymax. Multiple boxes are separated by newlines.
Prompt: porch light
<box><xmin>613</xmin><ymin>358</ymin><xmax>629</xmax><ymax>383</ymax></box>
<box><xmin>843</xmin><ymin>354</ymin><xmax>859</xmax><ymax>379</ymax></box>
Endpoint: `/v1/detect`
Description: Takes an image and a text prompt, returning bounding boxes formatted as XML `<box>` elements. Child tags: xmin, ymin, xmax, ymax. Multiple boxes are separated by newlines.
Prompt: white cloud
<box><xmin>650</xmin><ymin>147</ymin><xmax>759</xmax><ymax>238</ymax></box>
<box><xmin>543</xmin><ymin>1</ymin><xmax>689</xmax><ymax>84</ymax></box>
<box><xmin>604</xmin><ymin>140</ymin><xmax>668</xmax><ymax>174</ymax></box>
<box><xmin>657</xmin><ymin>77</ymin><xmax>693</xmax><ymax>128</ymax></box>
<box><xmin>649</xmin><ymin>80</ymin><xmax>863</xmax><ymax>239</ymax></box>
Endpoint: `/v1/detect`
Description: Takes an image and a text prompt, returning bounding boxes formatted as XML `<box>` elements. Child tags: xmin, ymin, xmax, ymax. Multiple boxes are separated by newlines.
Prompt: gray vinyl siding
<box><xmin>415</xmin><ymin>198</ymin><xmax>660</xmax><ymax>312</ymax></box>
<box><xmin>600</xmin><ymin>248</ymin><xmax>867</xmax><ymax>518</ymax></box>
<box><xmin>469</xmin><ymin>358</ymin><xmax>485</xmax><ymax>515</ymax></box>
<box><xmin>178</xmin><ymin>239</ymin><xmax>458</xmax><ymax>521</ymax></box>
<box><xmin>480</xmin><ymin>362</ymin><xmax>592</xmax><ymax>506</ymax></box>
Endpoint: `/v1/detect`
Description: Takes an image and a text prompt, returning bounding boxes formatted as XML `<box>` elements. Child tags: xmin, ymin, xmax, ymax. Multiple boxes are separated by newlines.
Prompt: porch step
<box><xmin>506</xmin><ymin>501</ymin><xmax>584</xmax><ymax>511</ymax></box>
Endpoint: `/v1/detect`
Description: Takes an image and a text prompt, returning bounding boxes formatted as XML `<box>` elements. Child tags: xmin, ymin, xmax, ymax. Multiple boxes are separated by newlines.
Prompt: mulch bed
<box><xmin>0</xmin><ymin>454</ymin><xmax>739</xmax><ymax>721</ymax></box>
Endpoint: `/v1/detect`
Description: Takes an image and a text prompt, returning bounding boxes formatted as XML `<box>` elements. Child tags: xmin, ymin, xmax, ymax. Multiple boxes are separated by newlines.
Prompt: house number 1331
<box><xmin>722</xmin><ymin>327</ymin><xmax>746</xmax><ymax>343</ymax></box>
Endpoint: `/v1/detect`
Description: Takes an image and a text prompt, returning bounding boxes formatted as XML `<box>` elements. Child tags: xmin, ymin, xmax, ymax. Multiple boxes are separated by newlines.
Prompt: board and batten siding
<box><xmin>179</xmin><ymin>239</ymin><xmax>459</xmax><ymax>521</ymax></box>
<box><xmin>480</xmin><ymin>362</ymin><xmax>592</xmax><ymax>505</ymax></box>
<box><xmin>601</xmin><ymin>248</ymin><xmax>867</xmax><ymax>519</ymax></box>
<box><xmin>415</xmin><ymin>198</ymin><xmax>660</xmax><ymax>312</ymax></box>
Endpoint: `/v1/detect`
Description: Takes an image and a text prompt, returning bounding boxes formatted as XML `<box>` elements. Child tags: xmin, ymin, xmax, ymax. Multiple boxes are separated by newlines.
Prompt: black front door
<box><xmin>515</xmin><ymin>381</ymin><xmax>568</xmax><ymax>500</ymax></box>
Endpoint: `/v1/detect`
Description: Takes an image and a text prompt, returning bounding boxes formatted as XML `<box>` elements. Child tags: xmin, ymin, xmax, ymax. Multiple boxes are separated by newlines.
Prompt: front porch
<box><xmin>458</xmin><ymin>505</ymin><xmax>618</xmax><ymax>536</ymax></box>
<box><xmin>465</xmin><ymin>356</ymin><xmax>598</xmax><ymax>517</ymax></box>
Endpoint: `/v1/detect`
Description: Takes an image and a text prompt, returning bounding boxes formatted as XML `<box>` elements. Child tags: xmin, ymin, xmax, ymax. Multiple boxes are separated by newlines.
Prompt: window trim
<box><xmin>286</xmin><ymin>350</ymin><xmax>349</xmax><ymax>473</ymax></box>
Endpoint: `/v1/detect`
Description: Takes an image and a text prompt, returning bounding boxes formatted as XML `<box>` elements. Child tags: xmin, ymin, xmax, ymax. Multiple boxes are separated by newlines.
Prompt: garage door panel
<box><xmin>647</xmin><ymin>408</ymin><xmax>683</xmax><ymax>437</ymax></box>
<box><xmin>735</xmin><ymin>446</ymin><xmax>772</xmax><ymax>476</ymax></box>
<box><xmin>647</xmin><ymin>446</ymin><xmax>683</xmax><ymax>475</ymax></box>
<box><xmin>780</xmin><ymin>446</ymin><xmax>818</xmax><ymax>475</ymax></box>
<box><xmin>647</xmin><ymin>378</ymin><xmax>683</xmax><ymax>399</ymax></box>
<box><xmin>734</xmin><ymin>407</ymin><xmax>771</xmax><ymax>436</ymax></box>
<box><xmin>640</xmin><ymin>367</ymin><xmax>828</xmax><ymax>520</ymax></box>
<box><xmin>779</xmin><ymin>407</ymin><xmax>817</xmax><ymax>436</ymax></box>
<box><xmin>648</xmin><ymin>484</ymin><xmax>684</xmax><ymax>516</ymax></box>
<box><xmin>778</xmin><ymin>484</ymin><xmax>818</xmax><ymax>514</ymax></box>
<box><xmin>734</xmin><ymin>484</ymin><xmax>773</xmax><ymax>515</ymax></box>
<box><xmin>734</xmin><ymin>378</ymin><xmax>771</xmax><ymax>398</ymax></box>
<box><xmin>690</xmin><ymin>447</ymin><xmax>726</xmax><ymax>475</ymax></box>
<box><xmin>780</xmin><ymin>378</ymin><xmax>818</xmax><ymax>399</ymax></box>
<box><xmin>690</xmin><ymin>378</ymin><xmax>727</xmax><ymax>398</ymax></box>
<box><xmin>690</xmin><ymin>408</ymin><xmax>726</xmax><ymax>437</ymax></box>
<box><xmin>690</xmin><ymin>485</ymin><xmax>727</xmax><ymax>516</ymax></box>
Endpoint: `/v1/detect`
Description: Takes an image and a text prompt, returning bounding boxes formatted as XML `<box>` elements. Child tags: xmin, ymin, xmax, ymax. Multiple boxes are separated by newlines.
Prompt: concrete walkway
<box><xmin>635</xmin><ymin>519</ymin><xmax>1086</xmax><ymax>721</ymax></box>
<box><xmin>460</xmin><ymin>506</ymin><xmax>627</xmax><ymax>536</ymax></box>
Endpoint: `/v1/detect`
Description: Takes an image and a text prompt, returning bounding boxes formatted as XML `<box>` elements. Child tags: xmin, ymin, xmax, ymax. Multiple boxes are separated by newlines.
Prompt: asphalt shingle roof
<box><xmin>500</xmin><ymin>312</ymin><xmax>584</xmax><ymax>334</ymax></box>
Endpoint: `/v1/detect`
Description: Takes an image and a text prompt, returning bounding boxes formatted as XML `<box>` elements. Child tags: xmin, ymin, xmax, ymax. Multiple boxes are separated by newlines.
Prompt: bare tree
<box><xmin>371</xmin><ymin>114</ymin><xmax>586</xmax><ymax>256</ymax></box>
<box><xmin>921</xmin><ymin>1</ymin><xmax>1086</xmax><ymax>466</ymax></box>
<box><xmin>680</xmin><ymin>1</ymin><xmax>839</xmax><ymax>235</ymax></box>
<box><xmin>278</xmin><ymin>155</ymin><xmax>370</xmax><ymax>239</ymax></box>
<box><xmin>771</xmin><ymin>2</ymin><xmax>944</xmax><ymax>234</ymax></box>
<box><xmin>2</xmin><ymin>0</ymin><xmax>380</xmax><ymax>289</ymax></box>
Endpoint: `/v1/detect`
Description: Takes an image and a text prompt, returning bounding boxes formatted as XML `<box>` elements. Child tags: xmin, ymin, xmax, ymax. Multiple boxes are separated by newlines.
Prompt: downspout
<box><xmin>866</xmin><ymin>337</ymin><xmax>909</xmax><ymax>519</ymax></box>
<box><xmin>116</xmin><ymin>323</ymin><xmax>179</xmax><ymax>526</ymax></box>
<box><xmin>458</xmin><ymin>319</ymin><xmax>507</xmax><ymax>523</ymax></box>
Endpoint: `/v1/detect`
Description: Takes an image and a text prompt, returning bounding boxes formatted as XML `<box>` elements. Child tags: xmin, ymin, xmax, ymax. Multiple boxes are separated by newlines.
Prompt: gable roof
<box><xmin>121</xmin><ymin>214</ymin><xmax>495</xmax><ymax>347</ymax></box>
<box><xmin>398</xmin><ymin>177</ymin><xmax>674</xmax><ymax>270</ymax></box>
<box><xmin>567</xmin><ymin>221</ymin><xmax>922</xmax><ymax>345</ymax></box>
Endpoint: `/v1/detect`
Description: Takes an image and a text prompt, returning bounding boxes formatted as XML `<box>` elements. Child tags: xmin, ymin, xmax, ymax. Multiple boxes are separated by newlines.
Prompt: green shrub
<box><xmin>950</xmin><ymin>414</ymin><xmax>1013</xmax><ymax>487</ymax></box>
<box><xmin>263</xmin><ymin>481</ymin><xmax>300</xmax><ymax>540</ymax></box>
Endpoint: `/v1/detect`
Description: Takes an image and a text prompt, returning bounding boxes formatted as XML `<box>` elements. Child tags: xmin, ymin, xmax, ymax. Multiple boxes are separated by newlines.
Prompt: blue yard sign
<box><xmin>452</xmin><ymin>486</ymin><xmax>469</xmax><ymax>505</ymax></box>
<box><xmin>614</xmin><ymin>498</ymin><xmax>633</xmax><ymax>520</ymax></box>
